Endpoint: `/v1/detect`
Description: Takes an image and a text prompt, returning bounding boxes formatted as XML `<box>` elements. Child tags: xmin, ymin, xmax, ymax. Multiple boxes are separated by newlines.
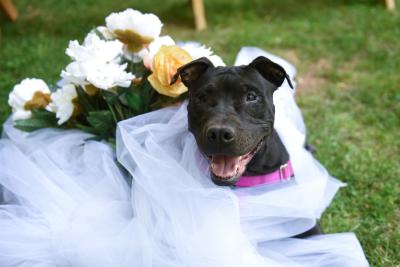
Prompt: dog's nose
<box><xmin>206</xmin><ymin>126</ymin><xmax>235</xmax><ymax>144</ymax></box>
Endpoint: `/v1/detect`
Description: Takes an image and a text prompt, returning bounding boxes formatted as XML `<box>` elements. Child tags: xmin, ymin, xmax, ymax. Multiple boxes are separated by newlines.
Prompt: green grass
<box><xmin>1</xmin><ymin>0</ymin><xmax>399</xmax><ymax>265</ymax></box>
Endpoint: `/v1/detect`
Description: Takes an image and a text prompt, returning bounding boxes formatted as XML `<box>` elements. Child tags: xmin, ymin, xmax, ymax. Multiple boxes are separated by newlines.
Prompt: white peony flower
<box><xmin>105</xmin><ymin>8</ymin><xmax>163</xmax><ymax>52</ymax></box>
<box><xmin>179</xmin><ymin>42</ymin><xmax>226</xmax><ymax>67</ymax></box>
<box><xmin>8</xmin><ymin>78</ymin><xmax>51</xmax><ymax>121</ymax></box>
<box><xmin>142</xmin><ymin>35</ymin><xmax>175</xmax><ymax>69</ymax></box>
<box><xmin>49</xmin><ymin>84</ymin><xmax>78</xmax><ymax>125</ymax></box>
<box><xmin>61</xmin><ymin>32</ymin><xmax>135</xmax><ymax>91</ymax></box>
<box><xmin>86</xmin><ymin>62</ymin><xmax>135</xmax><ymax>90</ymax></box>
<box><xmin>61</xmin><ymin>61</ymin><xmax>135</xmax><ymax>91</ymax></box>
<box><xmin>66</xmin><ymin>33</ymin><xmax>123</xmax><ymax>64</ymax></box>
<box><xmin>61</xmin><ymin>61</ymin><xmax>89</xmax><ymax>87</ymax></box>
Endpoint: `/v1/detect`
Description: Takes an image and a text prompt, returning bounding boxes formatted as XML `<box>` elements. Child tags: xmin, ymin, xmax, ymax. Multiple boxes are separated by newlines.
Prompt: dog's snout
<box><xmin>206</xmin><ymin>126</ymin><xmax>235</xmax><ymax>145</ymax></box>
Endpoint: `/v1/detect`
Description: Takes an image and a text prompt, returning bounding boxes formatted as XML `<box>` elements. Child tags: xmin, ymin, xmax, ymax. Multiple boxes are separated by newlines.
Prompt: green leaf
<box><xmin>31</xmin><ymin>109</ymin><xmax>57</xmax><ymax>119</ymax></box>
<box><xmin>125</xmin><ymin>92</ymin><xmax>141</xmax><ymax>112</ymax></box>
<box><xmin>14</xmin><ymin>118</ymin><xmax>54</xmax><ymax>132</ymax></box>
<box><xmin>14</xmin><ymin>109</ymin><xmax>58</xmax><ymax>132</ymax></box>
<box><xmin>127</xmin><ymin>61</ymin><xmax>148</xmax><ymax>77</ymax></box>
<box><xmin>140</xmin><ymin>80</ymin><xmax>155</xmax><ymax>113</ymax></box>
<box><xmin>86</xmin><ymin>110</ymin><xmax>115</xmax><ymax>137</ymax></box>
<box><xmin>75</xmin><ymin>123</ymin><xmax>98</xmax><ymax>135</ymax></box>
<box><xmin>101</xmin><ymin>90</ymin><xmax>119</xmax><ymax>105</ymax></box>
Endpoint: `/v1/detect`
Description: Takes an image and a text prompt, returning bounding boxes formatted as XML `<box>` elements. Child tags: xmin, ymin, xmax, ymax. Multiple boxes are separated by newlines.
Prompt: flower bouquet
<box><xmin>8</xmin><ymin>8</ymin><xmax>225</xmax><ymax>144</ymax></box>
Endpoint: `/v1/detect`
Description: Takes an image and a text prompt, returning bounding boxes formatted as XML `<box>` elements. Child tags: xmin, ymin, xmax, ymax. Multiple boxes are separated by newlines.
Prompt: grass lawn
<box><xmin>1</xmin><ymin>0</ymin><xmax>399</xmax><ymax>265</ymax></box>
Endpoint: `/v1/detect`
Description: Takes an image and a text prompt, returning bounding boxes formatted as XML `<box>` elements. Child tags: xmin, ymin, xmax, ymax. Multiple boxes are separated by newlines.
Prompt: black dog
<box><xmin>171</xmin><ymin>56</ymin><xmax>321</xmax><ymax>236</ymax></box>
<box><xmin>172</xmin><ymin>56</ymin><xmax>292</xmax><ymax>186</ymax></box>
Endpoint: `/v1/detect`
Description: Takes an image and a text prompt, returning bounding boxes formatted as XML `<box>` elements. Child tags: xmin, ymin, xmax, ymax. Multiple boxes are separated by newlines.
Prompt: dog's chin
<box><xmin>211</xmin><ymin>173</ymin><xmax>240</xmax><ymax>186</ymax></box>
<box><xmin>208</xmin><ymin>138</ymin><xmax>264</xmax><ymax>186</ymax></box>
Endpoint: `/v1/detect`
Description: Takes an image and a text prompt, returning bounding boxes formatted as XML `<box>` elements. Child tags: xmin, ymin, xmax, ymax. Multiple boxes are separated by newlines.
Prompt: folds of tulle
<box><xmin>0</xmin><ymin>124</ymin><xmax>151</xmax><ymax>267</ymax></box>
<box><xmin>0</xmin><ymin>47</ymin><xmax>368</xmax><ymax>266</ymax></box>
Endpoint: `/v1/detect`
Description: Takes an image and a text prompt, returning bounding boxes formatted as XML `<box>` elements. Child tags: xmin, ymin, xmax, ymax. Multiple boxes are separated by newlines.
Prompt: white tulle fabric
<box><xmin>0</xmin><ymin>47</ymin><xmax>368</xmax><ymax>267</ymax></box>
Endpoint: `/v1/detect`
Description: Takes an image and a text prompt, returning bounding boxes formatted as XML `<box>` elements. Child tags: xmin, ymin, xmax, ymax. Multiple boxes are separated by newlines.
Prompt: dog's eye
<box><xmin>194</xmin><ymin>93</ymin><xmax>207</xmax><ymax>104</ymax></box>
<box><xmin>245</xmin><ymin>91</ymin><xmax>259</xmax><ymax>102</ymax></box>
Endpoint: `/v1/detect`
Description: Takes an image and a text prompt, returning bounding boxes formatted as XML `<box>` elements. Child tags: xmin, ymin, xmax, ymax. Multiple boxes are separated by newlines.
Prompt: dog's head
<box><xmin>171</xmin><ymin>56</ymin><xmax>292</xmax><ymax>186</ymax></box>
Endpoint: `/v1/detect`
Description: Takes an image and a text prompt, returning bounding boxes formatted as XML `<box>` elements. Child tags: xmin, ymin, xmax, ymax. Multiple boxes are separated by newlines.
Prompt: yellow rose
<box><xmin>148</xmin><ymin>45</ymin><xmax>192</xmax><ymax>98</ymax></box>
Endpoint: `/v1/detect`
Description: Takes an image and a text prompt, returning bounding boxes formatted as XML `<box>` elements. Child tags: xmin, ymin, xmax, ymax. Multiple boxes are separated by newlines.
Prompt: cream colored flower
<box><xmin>49</xmin><ymin>84</ymin><xmax>79</xmax><ymax>125</ymax></box>
<box><xmin>8</xmin><ymin>78</ymin><xmax>51</xmax><ymax>121</ymax></box>
<box><xmin>106</xmin><ymin>9</ymin><xmax>163</xmax><ymax>52</ymax></box>
<box><xmin>148</xmin><ymin>45</ymin><xmax>192</xmax><ymax>98</ymax></box>
<box><xmin>142</xmin><ymin>36</ymin><xmax>175</xmax><ymax>69</ymax></box>
<box><xmin>180</xmin><ymin>42</ymin><xmax>226</xmax><ymax>67</ymax></box>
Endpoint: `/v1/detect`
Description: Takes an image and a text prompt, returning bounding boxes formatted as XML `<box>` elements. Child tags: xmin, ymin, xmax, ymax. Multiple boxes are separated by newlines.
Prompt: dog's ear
<box><xmin>248</xmin><ymin>56</ymin><xmax>293</xmax><ymax>89</ymax></box>
<box><xmin>170</xmin><ymin>57</ymin><xmax>214</xmax><ymax>88</ymax></box>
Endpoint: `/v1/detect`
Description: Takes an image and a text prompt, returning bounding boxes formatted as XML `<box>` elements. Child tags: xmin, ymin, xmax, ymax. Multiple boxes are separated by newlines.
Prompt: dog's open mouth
<box><xmin>208</xmin><ymin>138</ymin><xmax>264</xmax><ymax>183</ymax></box>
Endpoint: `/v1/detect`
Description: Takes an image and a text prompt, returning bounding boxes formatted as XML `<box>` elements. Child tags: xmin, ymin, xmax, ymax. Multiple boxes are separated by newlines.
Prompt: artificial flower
<box><xmin>61</xmin><ymin>33</ymin><xmax>134</xmax><ymax>91</ymax></box>
<box><xmin>66</xmin><ymin>33</ymin><xmax>123</xmax><ymax>64</ymax></box>
<box><xmin>61</xmin><ymin>61</ymin><xmax>88</xmax><ymax>88</ymax></box>
<box><xmin>148</xmin><ymin>45</ymin><xmax>192</xmax><ymax>98</ymax></box>
<box><xmin>179</xmin><ymin>42</ymin><xmax>226</xmax><ymax>67</ymax></box>
<box><xmin>105</xmin><ymin>9</ymin><xmax>163</xmax><ymax>52</ymax></box>
<box><xmin>8</xmin><ymin>78</ymin><xmax>51</xmax><ymax>121</ymax></box>
<box><xmin>62</xmin><ymin>61</ymin><xmax>135</xmax><ymax>91</ymax></box>
<box><xmin>49</xmin><ymin>84</ymin><xmax>79</xmax><ymax>125</ymax></box>
<box><xmin>86</xmin><ymin>62</ymin><xmax>135</xmax><ymax>90</ymax></box>
<box><xmin>142</xmin><ymin>35</ymin><xmax>175</xmax><ymax>69</ymax></box>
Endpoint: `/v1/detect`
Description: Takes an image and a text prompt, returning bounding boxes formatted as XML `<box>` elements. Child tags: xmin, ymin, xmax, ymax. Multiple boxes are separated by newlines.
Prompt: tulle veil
<box><xmin>0</xmin><ymin>47</ymin><xmax>368</xmax><ymax>266</ymax></box>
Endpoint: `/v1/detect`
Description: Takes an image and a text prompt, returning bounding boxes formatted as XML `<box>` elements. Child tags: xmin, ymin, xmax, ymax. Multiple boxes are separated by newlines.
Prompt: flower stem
<box><xmin>106</xmin><ymin>101</ymin><xmax>118</xmax><ymax>123</ymax></box>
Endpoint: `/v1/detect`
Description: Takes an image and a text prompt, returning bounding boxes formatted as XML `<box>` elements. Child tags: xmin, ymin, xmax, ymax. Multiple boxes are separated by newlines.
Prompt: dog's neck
<box><xmin>244</xmin><ymin>130</ymin><xmax>289</xmax><ymax>175</ymax></box>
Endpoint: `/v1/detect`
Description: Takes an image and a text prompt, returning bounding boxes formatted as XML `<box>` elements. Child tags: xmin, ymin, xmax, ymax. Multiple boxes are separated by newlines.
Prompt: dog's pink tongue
<box><xmin>211</xmin><ymin>155</ymin><xmax>241</xmax><ymax>178</ymax></box>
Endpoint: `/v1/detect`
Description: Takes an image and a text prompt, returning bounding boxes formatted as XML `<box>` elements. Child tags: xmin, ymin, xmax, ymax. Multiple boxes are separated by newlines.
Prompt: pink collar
<box><xmin>235</xmin><ymin>160</ymin><xmax>294</xmax><ymax>187</ymax></box>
